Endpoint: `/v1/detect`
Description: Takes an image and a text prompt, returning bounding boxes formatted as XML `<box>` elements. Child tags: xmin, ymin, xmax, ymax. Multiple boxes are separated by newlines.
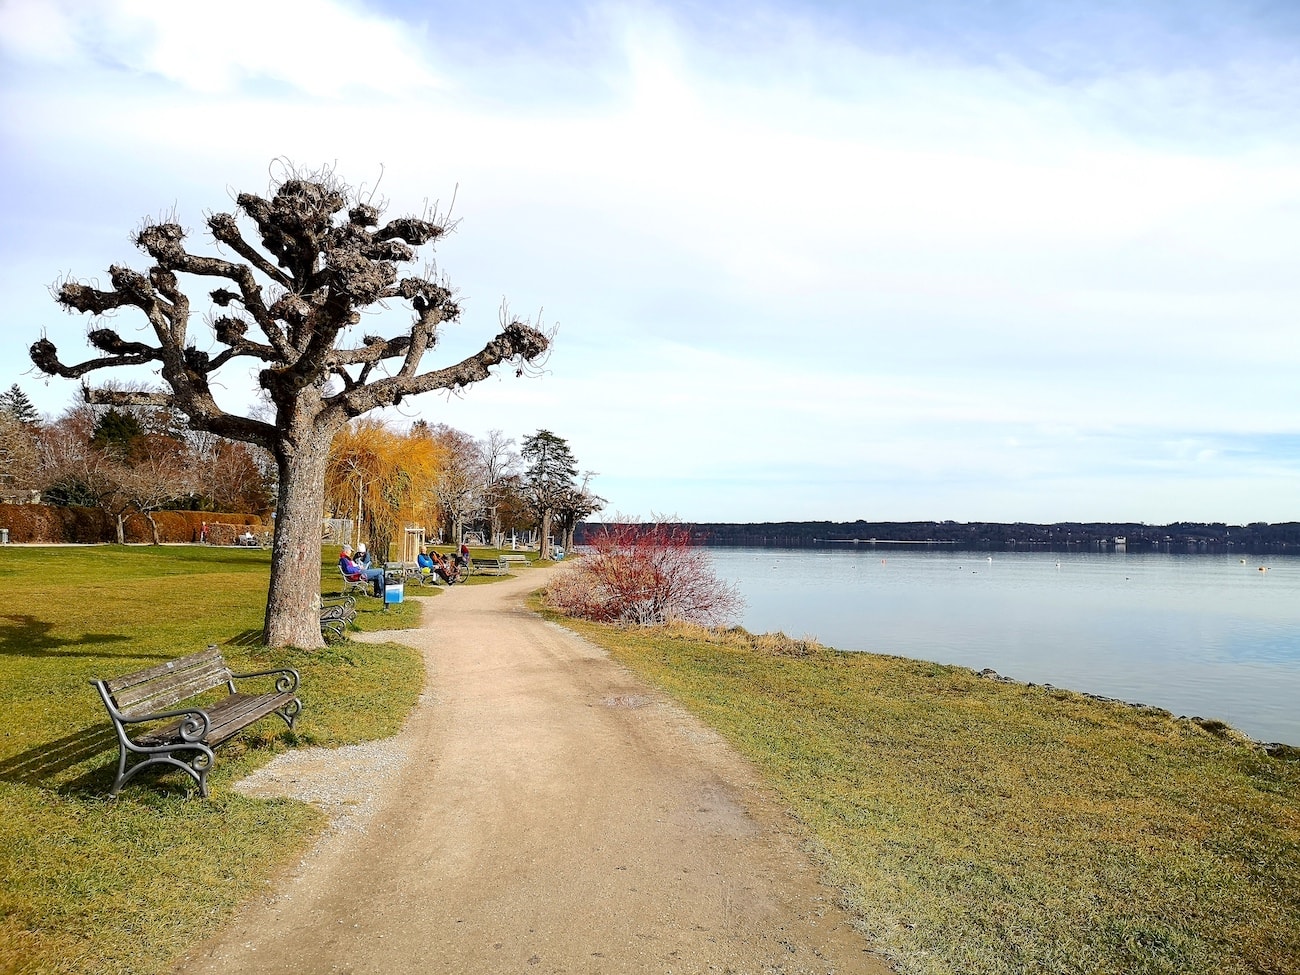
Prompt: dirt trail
<box><xmin>181</xmin><ymin>569</ymin><xmax>892</xmax><ymax>974</ymax></box>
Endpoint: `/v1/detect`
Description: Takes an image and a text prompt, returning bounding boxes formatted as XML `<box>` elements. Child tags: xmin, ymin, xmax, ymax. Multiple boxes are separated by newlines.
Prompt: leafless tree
<box><xmin>187</xmin><ymin>429</ymin><xmax>274</xmax><ymax>513</ymax></box>
<box><xmin>555</xmin><ymin>475</ymin><xmax>603</xmax><ymax>554</ymax></box>
<box><xmin>30</xmin><ymin>163</ymin><xmax>549</xmax><ymax>647</ymax></box>
<box><xmin>429</xmin><ymin>424</ymin><xmax>484</xmax><ymax>545</ymax></box>
<box><xmin>477</xmin><ymin>428</ymin><xmax>520</xmax><ymax>546</ymax></box>
<box><xmin>36</xmin><ymin>407</ymin><xmax>196</xmax><ymax>543</ymax></box>
<box><xmin>0</xmin><ymin>412</ymin><xmax>42</xmax><ymax>500</ymax></box>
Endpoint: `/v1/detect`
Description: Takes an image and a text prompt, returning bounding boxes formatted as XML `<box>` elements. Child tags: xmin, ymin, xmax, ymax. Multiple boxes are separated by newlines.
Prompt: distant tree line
<box><xmin>576</xmin><ymin>520</ymin><xmax>1300</xmax><ymax>553</ymax></box>
<box><xmin>1</xmin><ymin>384</ymin><xmax>600</xmax><ymax>554</ymax></box>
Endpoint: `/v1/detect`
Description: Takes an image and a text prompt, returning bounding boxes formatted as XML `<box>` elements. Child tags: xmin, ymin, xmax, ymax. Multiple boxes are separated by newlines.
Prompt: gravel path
<box><xmin>180</xmin><ymin>568</ymin><xmax>891</xmax><ymax>974</ymax></box>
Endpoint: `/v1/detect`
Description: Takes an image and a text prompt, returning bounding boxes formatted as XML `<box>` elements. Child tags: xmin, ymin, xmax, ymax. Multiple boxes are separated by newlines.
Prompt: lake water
<box><xmin>707</xmin><ymin>547</ymin><xmax>1300</xmax><ymax>745</ymax></box>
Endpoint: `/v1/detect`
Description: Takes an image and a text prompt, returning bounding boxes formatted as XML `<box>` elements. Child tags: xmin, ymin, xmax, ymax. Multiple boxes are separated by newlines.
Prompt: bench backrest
<box><xmin>100</xmin><ymin>648</ymin><xmax>232</xmax><ymax>717</ymax></box>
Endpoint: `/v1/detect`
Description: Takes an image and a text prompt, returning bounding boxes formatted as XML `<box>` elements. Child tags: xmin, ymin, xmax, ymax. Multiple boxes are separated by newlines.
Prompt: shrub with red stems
<box><xmin>545</xmin><ymin>519</ymin><xmax>742</xmax><ymax>627</ymax></box>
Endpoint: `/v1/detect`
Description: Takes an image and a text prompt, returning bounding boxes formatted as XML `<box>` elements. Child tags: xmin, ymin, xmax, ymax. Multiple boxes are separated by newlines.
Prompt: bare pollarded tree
<box><xmin>31</xmin><ymin>164</ymin><xmax>549</xmax><ymax>648</ymax></box>
<box><xmin>477</xmin><ymin>428</ymin><xmax>521</xmax><ymax>546</ymax></box>
<box><xmin>429</xmin><ymin>423</ymin><xmax>485</xmax><ymax>546</ymax></box>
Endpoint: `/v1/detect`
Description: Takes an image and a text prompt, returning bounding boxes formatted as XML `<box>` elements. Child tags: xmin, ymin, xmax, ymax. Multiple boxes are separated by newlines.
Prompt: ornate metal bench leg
<box><xmin>112</xmin><ymin>746</ymin><xmax>214</xmax><ymax>798</ymax></box>
<box><xmin>191</xmin><ymin>748</ymin><xmax>215</xmax><ymax>798</ymax></box>
<box><xmin>275</xmin><ymin>698</ymin><xmax>302</xmax><ymax>731</ymax></box>
<box><xmin>109</xmin><ymin>749</ymin><xmax>130</xmax><ymax>798</ymax></box>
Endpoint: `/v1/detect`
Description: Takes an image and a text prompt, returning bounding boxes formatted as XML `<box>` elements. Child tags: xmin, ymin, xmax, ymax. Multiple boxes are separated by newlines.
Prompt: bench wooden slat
<box><xmin>203</xmin><ymin>692</ymin><xmax>298</xmax><ymax>744</ymax></box>
<box><xmin>137</xmin><ymin>691</ymin><xmax>298</xmax><ymax>747</ymax></box>
<box><xmin>103</xmin><ymin>649</ymin><xmax>227</xmax><ymax>695</ymax></box>
<box><xmin>110</xmin><ymin>659</ymin><xmax>232</xmax><ymax>714</ymax></box>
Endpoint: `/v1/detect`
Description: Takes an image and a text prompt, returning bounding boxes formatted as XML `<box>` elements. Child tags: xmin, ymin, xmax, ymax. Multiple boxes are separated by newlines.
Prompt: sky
<box><xmin>1</xmin><ymin>0</ymin><xmax>1297</xmax><ymax>525</ymax></box>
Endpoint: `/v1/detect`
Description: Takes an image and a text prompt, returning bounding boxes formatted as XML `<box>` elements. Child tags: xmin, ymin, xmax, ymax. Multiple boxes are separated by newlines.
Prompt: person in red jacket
<box><xmin>340</xmin><ymin>544</ymin><xmax>384</xmax><ymax>597</ymax></box>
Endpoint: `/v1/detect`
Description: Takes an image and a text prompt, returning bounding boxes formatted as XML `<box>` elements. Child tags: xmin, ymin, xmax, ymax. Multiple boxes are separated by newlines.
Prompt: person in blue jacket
<box><xmin>417</xmin><ymin>547</ymin><xmax>453</xmax><ymax>583</ymax></box>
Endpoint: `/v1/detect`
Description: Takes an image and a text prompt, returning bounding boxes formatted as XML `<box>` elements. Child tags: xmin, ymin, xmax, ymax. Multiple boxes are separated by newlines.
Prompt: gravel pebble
<box><xmin>233</xmin><ymin>736</ymin><xmax>413</xmax><ymax>836</ymax></box>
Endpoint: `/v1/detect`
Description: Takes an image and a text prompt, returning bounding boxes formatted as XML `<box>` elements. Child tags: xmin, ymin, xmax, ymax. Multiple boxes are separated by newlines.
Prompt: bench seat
<box><xmin>136</xmin><ymin>689</ymin><xmax>300</xmax><ymax>748</ymax></box>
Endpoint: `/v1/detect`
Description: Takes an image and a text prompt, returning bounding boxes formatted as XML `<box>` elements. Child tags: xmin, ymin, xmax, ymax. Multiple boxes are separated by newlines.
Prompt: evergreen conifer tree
<box><xmin>521</xmin><ymin>429</ymin><xmax>579</xmax><ymax>559</ymax></box>
<box><xmin>0</xmin><ymin>384</ymin><xmax>39</xmax><ymax>425</ymax></box>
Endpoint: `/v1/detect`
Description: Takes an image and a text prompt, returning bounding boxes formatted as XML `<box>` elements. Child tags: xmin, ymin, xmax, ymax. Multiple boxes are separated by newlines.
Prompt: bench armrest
<box><xmin>91</xmin><ymin>682</ymin><xmax>213</xmax><ymax>742</ymax></box>
<box><xmin>227</xmin><ymin>666</ymin><xmax>300</xmax><ymax>695</ymax></box>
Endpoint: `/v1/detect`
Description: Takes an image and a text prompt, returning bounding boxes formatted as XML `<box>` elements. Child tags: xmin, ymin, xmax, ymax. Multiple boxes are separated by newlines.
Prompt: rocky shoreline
<box><xmin>974</xmin><ymin>667</ymin><xmax>1300</xmax><ymax>757</ymax></box>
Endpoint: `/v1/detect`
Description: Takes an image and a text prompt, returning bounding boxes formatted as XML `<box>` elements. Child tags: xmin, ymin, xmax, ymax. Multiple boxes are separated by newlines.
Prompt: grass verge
<box><xmin>0</xmin><ymin>545</ymin><xmax>427</xmax><ymax>975</ymax></box>
<box><xmin>537</xmin><ymin>608</ymin><xmax>1300</xmax><ymax>975</ymax></box>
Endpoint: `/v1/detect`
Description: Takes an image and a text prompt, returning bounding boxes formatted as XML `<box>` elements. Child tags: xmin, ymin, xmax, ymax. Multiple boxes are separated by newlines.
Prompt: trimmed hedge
<box><xmin>0</xmin><ymin>504</ymin><xmax>263</xmax><ymax>544</ymax></box>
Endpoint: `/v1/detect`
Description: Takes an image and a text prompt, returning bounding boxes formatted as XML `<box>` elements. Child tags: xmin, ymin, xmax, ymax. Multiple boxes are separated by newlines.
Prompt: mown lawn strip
<box><xmin>541</xmin><ymin>612</ymin><xmax>1300</xmax><ymax>975</ymax></box>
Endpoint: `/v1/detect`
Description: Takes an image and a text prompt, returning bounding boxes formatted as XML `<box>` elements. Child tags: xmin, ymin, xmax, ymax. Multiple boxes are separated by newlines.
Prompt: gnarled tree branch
<box><xmin>30</xmin><ymin>163</ymin><xmax>551</xmax><ymax>649</ymax></box>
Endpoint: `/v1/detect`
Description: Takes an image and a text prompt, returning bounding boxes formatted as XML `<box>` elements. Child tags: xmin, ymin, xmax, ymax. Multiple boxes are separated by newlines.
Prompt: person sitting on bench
<box><xmin>416</xmin><ymin>548</ymin><xmax>454</xmax><ymax>584</ymax></box>
<box><xmin>438</xmin><ymin>550</ymin><xmax>463</xmax><ymax>584</ymax></box>
<box><xmin>340</xmin><ymin>544</ymin><xmax>384</xmax><ymax>597</ymax></box>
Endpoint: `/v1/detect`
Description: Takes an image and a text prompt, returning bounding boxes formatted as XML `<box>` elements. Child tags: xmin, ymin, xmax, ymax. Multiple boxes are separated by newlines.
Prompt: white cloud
<box><xmin>0</xmin><ymin>0</ymin><xmax>440</xmax><ymax>95</ymax></box>
<box><xmin>0</xmin><ymin>0</ymin><xmax>80</xmax><ymax>61</ymax></box>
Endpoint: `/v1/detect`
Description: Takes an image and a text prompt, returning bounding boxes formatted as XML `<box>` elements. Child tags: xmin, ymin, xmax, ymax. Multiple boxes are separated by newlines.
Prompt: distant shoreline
<box><xmin>578</xmin><ymin>519</ymin><xmax>1300</xmax><ymax>553</ymax></box>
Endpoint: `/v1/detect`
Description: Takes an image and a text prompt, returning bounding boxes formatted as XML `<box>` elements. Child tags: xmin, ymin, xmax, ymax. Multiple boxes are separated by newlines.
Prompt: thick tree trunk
<box><xmin>264</xmin><ymin>431</ymin><xmax>332</xmax><ymax>649</ymax></box>
<box><xmin>539</xmin><ymin>510</ymin><xmax>553</xmax><ymax>560</ymax></box>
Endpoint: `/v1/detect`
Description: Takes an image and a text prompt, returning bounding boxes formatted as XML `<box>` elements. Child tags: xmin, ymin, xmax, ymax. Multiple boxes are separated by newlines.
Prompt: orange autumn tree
<box><xmin>325</xmin><ymin>418</ymin><xmax>446</xmax><ymax>561</ymax></box>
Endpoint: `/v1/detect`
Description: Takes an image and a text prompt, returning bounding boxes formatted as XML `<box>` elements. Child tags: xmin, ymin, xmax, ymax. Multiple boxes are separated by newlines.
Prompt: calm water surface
<box><xmin>709</xmin><ymin>547</ymin><xmax>1300</xmax><ymax>745</ymax></box>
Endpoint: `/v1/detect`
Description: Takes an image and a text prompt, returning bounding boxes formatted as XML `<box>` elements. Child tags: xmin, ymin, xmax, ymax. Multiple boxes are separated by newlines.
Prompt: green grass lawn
<box><xmin>18</xmin><ymin>543</ymin><xmax>1291</xmax><ymax>975</ymax></box>
<box><xmin>0</xmin><ymin>544</ymin><xmax>428</xmax><ymax>975</ymax></box>
<box><xmin>539</xmin><ymin>612</ymin><xmax>1300</xmax><ymax>975</ymax></box>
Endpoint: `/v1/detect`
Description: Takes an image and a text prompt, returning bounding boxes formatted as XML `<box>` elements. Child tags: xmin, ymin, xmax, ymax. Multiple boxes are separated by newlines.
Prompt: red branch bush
<box><xmin>545</xmin><ymin>520</ymin><xmax>742</xmax><ymax>627</ymax></box>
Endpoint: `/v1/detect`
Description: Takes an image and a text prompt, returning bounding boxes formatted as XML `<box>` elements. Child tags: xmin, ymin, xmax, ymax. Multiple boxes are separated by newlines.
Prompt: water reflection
<box><xmin>710</xmin><ymin>548</ymin><xmax>1300</xmax><ymax>745</ymax></box>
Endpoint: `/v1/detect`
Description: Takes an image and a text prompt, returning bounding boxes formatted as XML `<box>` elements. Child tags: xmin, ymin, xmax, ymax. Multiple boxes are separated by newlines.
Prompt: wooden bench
<box><xmin>470</xmin><ymin>557</ymin><xmax>510</xmax><ymax>575</ymax></box>
<box><xmin>320</xmin><ymin>595</ymin><xmax>357</xmax><ymax>639</ymax></box>
<box><xmin>501</xmin><ymin>553</ymin><xmax>530</xmax><ymax>566</ymax></box>
<box><xmin>405</xmin><ymin>564</ymin><xmax>443</xmax><ymax>587</ymax></box>
<box><xmin>92</xmin><ymin>648</ymin><xmax>302</xmax><ymax>798</ymax></box>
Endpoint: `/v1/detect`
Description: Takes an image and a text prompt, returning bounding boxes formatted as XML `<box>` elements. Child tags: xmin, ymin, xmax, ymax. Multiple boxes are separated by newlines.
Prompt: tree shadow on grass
<box><xmin>0</xmin><ymin>614</ymin><xmax>132</xmax><ymax>659</ymax></box>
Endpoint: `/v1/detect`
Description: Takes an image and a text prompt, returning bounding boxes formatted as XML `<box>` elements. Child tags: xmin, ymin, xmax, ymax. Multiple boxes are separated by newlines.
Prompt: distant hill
<box><xmin>576</xmin><ymin>520</ymin><xmax>1300</xmax><ymax>552</ymax></box>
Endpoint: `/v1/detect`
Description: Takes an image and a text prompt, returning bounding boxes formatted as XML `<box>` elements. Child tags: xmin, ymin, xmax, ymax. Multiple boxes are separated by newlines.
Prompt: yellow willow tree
<box><xmin>325</xmin><ymin>419</ymin><xmax>446</xmax><ymax>562</ymax></box>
